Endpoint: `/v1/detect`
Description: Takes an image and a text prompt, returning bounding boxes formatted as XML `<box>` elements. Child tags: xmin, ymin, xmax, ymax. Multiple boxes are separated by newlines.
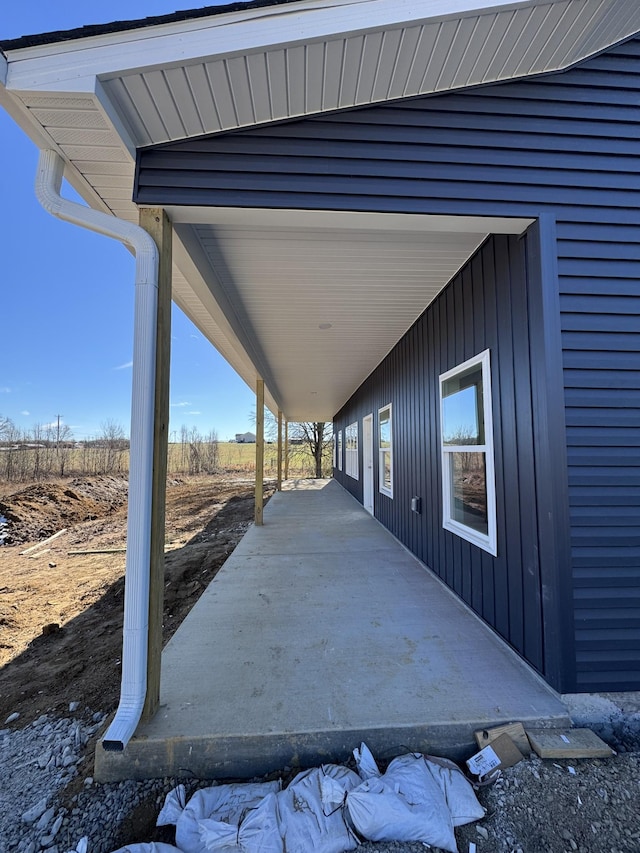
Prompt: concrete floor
<box><xmin>95</xmin><ymin>479</ymin><xmax>569</xmax><ymax>781</ymax></box>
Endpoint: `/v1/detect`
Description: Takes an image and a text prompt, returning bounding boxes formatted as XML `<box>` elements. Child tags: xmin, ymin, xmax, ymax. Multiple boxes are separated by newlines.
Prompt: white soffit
<box><xmin>168</xmin><ymin>209</ymin><xmax>534</xmax><ymax>420</ymax></box>
<box><xmin>4</xmin><ymin>0</ymin><xmax>640</xmax><ymax>150</ymax></box>
<box><xmin>99</xmin><ymin>0</ymin><xmax>640</xmax><ymax>147</ymax></box>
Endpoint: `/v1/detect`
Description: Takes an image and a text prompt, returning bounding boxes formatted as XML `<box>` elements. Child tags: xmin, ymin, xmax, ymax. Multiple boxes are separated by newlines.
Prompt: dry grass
<box><xmin>0</xmin><ymin>442</ymin><xmax>331</xmax><ymax>492</ymax></box>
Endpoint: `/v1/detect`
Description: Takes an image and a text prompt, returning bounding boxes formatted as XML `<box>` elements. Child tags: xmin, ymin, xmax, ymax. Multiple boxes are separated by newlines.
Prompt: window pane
<box><xmin>380</xmin><ymin>409</ymin><xmax>391</xmax><ymax>446</ymax></box>
<box><xmin>449</xmin><ymin>452</ymin><xmax>488</xmax><ymax>534</ymax></box>
<box><xmin>442</xmin><ymin>365</ymin><xmax>484</xmax><ymax>445</ymax></box>
<box><xmin>382</xmin><ymin>449</ymin><xmax>392</xmax><ymax>491</ymax></box>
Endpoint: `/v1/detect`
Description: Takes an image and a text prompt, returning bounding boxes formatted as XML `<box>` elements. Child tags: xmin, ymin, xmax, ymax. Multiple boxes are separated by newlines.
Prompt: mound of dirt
<box><xmin>0</xmin><ymin>476</ymin><xmax>129</xmax><ymax>544</ymax></box>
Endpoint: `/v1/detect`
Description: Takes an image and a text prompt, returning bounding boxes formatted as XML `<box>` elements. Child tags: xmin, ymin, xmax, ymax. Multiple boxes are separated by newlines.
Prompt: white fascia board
<box><xmin>164</xmin><ymin>206</ymin><xmax>535</xmax><ymax>235</ymax></box>
<box><xmin>93</xmin><ymin>78</ymin><xmax>137</xmax><ymax>160</ymax></box>
<box><xmin>4</xmin><ymin>0</ymin><xmax>534</xmax><ymax>92</ymax></box>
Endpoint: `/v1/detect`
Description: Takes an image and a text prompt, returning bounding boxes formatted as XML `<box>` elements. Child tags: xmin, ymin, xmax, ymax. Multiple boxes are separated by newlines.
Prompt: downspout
<box><xmin>35</xmin><ymin>149</ymin><xmax>159</xmax><ymax>751</ymax></box>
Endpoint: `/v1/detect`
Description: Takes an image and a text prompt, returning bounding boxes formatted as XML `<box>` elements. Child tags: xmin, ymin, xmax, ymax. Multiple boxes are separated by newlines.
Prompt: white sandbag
<box><xmin>64</xmin><ymin>839</ymin><xmax>88</xmax><ymax>853</ymax></box>
<box><xmin>172</xmin><ymin>782</ymin><xmax>281</xmax><ymax>853</ymax></box>
<box><xmin>346</xmin><ymin>753</ymin><xmax>458</xmax><ymax>853</ymax></box>
<box><xmin>277</xmin><ymin>765</ymin><xmax>360</xmax><ymax>853</ymax></box>
<box><xmin>425</xmin><ymin>755</ymin><xmax>485</xmax><ymax>826</ymax></box>
<box><xmin>157</xmin><ymin>785</ymin><xmax>187</xmax><ymax>826</ymax></box>
<box><xmin>353</xmin><ymin>743</ymin><xmax>381</xmax><ymax>780</ymax></box>
<box><xmin>199</xmin><ymin>791</ymin><xmax>281</xmax><ymax>853</ymax></box>
<box><xmin>109</xmin><ymin>844</ymin><xmax>182</xmax><ymax>853</ymax></box>
<box><xmin>198</xmin><ymin>764</ymin><xmax>359</xmax><ymax>853</ymax></box>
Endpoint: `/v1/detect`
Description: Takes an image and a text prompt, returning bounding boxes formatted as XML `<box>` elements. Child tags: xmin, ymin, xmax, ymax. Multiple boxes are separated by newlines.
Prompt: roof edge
<box><xmin>0</xmin><ymin>0</ymin><xmax>298</xmax><ymax>52</ymax></box>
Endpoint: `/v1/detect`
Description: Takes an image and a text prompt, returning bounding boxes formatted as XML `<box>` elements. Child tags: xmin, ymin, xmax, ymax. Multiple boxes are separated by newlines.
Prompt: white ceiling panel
<box><xmin>182</xmin><ymin>221</ymin><xmax>493</xmax><ymax>419</ymax></box>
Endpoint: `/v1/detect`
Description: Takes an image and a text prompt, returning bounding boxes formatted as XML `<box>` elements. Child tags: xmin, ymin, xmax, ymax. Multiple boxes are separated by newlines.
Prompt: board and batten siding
<box><xmin>136</xmin><ymin>39</ymin><xmax>640</xmax><ymax>691</ymax></box>
<box><xmin>334</xmin><ymin>233</ymin><xmax>549</xmax><ymax>680</ymax></box>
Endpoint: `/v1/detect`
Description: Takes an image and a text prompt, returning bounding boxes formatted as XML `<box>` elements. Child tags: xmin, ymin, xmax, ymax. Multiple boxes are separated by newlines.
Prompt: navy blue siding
<box><xmin>136</xmin><ymin>39</ymin><xmax>640</xmax><ymax>691</ymax></box>
<box><xmin>335</xmin><ymin>234</ymin><xmax>546</xmax><ymax>677</ymax></box>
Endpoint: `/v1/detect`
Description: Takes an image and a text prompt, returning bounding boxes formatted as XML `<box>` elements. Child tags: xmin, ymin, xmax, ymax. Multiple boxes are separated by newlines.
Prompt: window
<box><xmin>333</xmin><ymin>433</ymin><xmax>337</xmax><ymax>469</ymax></box>
<box><xmin>345</xmin><ymin>422</ymin><xmax>359</xmax><ymax>479</ymax></box>
<box><xmin>378</xmin><ymin>404</ymin><xmax>393</xmax><ymax>497</ymax></box>
<box><xmin>337</xmin><ymin>430</ymin><xmax>343</xmax><ymax>471</ymax></box>
<box><xmin>439</xmin><ymin>349</ymin><xmax>496</xmax><ymax>555</ymax></box>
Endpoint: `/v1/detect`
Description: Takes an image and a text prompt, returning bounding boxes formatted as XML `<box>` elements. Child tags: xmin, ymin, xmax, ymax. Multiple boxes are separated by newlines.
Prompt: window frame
<box><xmin>439</xmin><ymin>349</ymin><xmax>497</xmax><ymax>556</ymax></box>
<box><xmin>337</xmin><ymin>429</ymin><xmax>343</xmax><ymax>471</ymax></box>
<box><xmin>378</xmin><ymin>403</ymin><xmax>393</xmax><ymax>498</ymax></box>
<box><xmin>345</xmin><ymin>421</ymin><xmax>359</xmax><ymax>480</ymax></box>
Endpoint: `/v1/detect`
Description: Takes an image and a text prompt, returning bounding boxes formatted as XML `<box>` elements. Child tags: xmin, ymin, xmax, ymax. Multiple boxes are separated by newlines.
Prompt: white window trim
<box><xmin>345</xmin><ymin>422</ymin><xmax>359</xmax><ymax>480</ymax></box>
<box><xmin>378</xmin><ymin>403</ymin><xmax>393</xmax><ymax>498</ymax></box>
<box><xmin>333</xmin><ymin>433</ymin><xmax>337</xmax><ymax>469</ymax></box>
<box><xmin>337</xmin><ymin>429</ymin><xmax>343</xmax><ymax>471</ymax></box>
<box><xmin>439</xmin><ymin>349</ymin><xmax>497</xmax><ymax>556</ymax></box>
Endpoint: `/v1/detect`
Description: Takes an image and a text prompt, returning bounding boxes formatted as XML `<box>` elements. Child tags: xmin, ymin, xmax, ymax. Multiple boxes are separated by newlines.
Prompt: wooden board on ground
<box><xmin>68</xmin><ymin>548</ymin><xmax>127</xmax><ymax>556</ymax></box>
<box><xmin>20</xmin><ymin>529</ymin><xmax>67</xmax><ymax>555</ymax></box>
<box><xmin>474</xmin><ymin>722</ymin><xmax>530</xmax><ymax>756</ymax></box>
<box><xmin>526</xmin><ymin>728</ymin><xmax>614</xmax><ymax>759</ymax></box>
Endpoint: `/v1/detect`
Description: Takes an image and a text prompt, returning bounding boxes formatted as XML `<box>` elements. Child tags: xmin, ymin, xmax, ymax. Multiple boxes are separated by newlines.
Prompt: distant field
<box><xmin>209</xmin><ymin>441</ymin><xmax>331</xmax><ymax>477</ymax></box>
<box><xmin>168</xmin><ymin>440</ymin><xmax>273</xmax><ymax>475</ymax></box>
<box><xmin>0</xmin><ymin>440</ymin><xmax>331</xmax><ymax>487</ymax></box>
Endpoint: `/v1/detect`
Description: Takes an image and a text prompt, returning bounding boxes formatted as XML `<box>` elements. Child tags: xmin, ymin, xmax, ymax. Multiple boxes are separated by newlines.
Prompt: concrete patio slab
<box><xmin>96</xmin><ymin>479</ymin><xmax>569</xmax><ymax>781</ymax></box>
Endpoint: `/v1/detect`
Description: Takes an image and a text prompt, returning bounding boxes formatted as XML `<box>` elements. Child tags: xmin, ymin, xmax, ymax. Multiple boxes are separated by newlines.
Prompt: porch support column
<box><xmin>277</xmin><ymin>410</ymin><xmax>283</xmax><ymax>491</ymax></box>
<box><xmin>284</xmin><ymin>420</ymin><xmax>289</xmax><ymax>480</ymax></box>
<box><xmin>139</xmin><ymin>208</ymin><xmax>172</xmax><ymax>721</ymax></box>
<box><xmin>255</xmin><ymin>379</ymin><xmax>264</xmax><ymax>525</ymax></box>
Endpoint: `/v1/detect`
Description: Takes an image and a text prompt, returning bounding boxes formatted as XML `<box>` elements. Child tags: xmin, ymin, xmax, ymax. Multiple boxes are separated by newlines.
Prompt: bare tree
<box><xmin>0</xmin><ymin>415</ymin><xmax>17</xmax><ymax>482</ymax></box>
<box><xmin>252</xmin><ymin>408</ymin><xmax>333</xmax><ymax>478</ymax></box>
<box><xmin>99</xmin><ymin>420</ymin><xmax>127</xmax><ymax>474</ymax></box>
<box><xmin>0</xmin><ymin>414</ymin><xmax>14</xmax><ymax>441</ymax></box>
<box><xmin>289</xmin><ymin>421</ymin><xmax>333</xmax><ymax>478</ymax></box>
<box><xmin>203</xmin><ymin>428</ymin><xmax>220</xmax><ymax>472</ymax></box>
<box><xmin>55</xmin><ymin>423</ymin><xmax>74</xmax><ymax>477</ymax></box>
<box><xmin>175</xmin><ymin>425</ymin><xmax>220</xmax><ymax>475</ymax></box>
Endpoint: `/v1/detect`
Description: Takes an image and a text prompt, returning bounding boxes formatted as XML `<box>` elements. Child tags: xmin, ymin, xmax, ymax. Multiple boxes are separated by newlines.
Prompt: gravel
<box><xmin>2</xmin><ymin>694</ymin><xmax>640</xmax><ymax>853</ymax></box>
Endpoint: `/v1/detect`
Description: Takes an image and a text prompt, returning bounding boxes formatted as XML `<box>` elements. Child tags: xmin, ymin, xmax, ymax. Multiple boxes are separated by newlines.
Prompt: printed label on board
<box><xmin>466</xmin><ymin>744</ymin><xmax>501</xmax><ymax>776</ymax></box>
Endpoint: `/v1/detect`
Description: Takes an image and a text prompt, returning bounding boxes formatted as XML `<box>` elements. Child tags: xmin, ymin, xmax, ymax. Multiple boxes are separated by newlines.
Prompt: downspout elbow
<box><xmin>35</xmin><ymin>149</ymin><xmax>159</xmax><ymax>751</ymax></box>
<box><xmin>35</xmin><ymin>149</ymin><xmax>158</xmax><ymax>283</ymax></box>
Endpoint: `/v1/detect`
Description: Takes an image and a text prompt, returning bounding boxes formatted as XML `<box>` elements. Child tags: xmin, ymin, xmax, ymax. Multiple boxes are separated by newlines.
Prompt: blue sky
<box><xmin>1</xmin><ymin>2</ymin><xmax>256</xmax><ymax>442</ymax></box>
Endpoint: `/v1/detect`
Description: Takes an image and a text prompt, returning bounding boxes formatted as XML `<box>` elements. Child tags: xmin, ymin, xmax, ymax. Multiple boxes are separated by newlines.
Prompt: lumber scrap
<box><xmin>526</xmin><ymin>728</ymin><xmax>614</xmax><ymax>759</ymax></box>
<box><xmin>20</xmin><ymin>529</ymin><xmax>67</xmax><ymax>555</ymax></box>
<box><xmin>475</xmin><ymin>722</ymin><xmax>530</xmax><ymax>756</ymax></box>
<box><xmin>68</xmin><ymin>548</ymin><xmax>127</xmax><ymax>555</ymax></box>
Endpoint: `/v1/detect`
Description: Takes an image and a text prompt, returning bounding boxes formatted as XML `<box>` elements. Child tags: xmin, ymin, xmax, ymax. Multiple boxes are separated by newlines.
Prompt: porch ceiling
<box><xmin>167</xmin><ymin>208</ymin><xmax>534</xmax><ymax>420</ymax></box>
<box><xmin>2</xmin><ymin>0</ymin><xmax>639</xmax><ymax>419</ymax></box>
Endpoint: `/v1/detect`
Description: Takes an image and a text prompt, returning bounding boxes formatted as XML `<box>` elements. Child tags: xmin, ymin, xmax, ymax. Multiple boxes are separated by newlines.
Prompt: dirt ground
<box><xmin>0</xmin><ymin>474</ymin><xmax>273</xmax><ymax>726</ymax></box>
<box><xmin>2</xmin><ymin>476</ymin><xmax>640</xmax><ymax>853</ymax></box>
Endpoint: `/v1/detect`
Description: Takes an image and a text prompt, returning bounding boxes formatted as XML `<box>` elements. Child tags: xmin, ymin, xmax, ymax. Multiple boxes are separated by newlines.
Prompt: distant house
<box><xmin>235</xmin><ymin>432</ymin><xmax>256</xmax><ymax>444</ymax></box>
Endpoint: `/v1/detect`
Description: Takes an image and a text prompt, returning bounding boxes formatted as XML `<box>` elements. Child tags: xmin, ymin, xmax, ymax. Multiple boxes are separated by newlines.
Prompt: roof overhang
<box><xmin>2</xmin><ymin>0</ymin><xmax>639</xmax><ymax>419</ymax></box>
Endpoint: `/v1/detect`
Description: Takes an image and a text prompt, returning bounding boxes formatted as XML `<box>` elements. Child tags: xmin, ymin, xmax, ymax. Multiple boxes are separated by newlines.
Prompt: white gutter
<box><xmin>35</xmin><ymin>149</ymin><xmax>159</xmax><ymax>751</ymax></box>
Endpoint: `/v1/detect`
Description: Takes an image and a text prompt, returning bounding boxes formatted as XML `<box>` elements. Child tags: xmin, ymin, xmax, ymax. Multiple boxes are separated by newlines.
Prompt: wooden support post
<box><xmin>139</xmin><ymin>208</ymin><xmax>172</xmax><ymax>722</ymax></box>
<box><xmin>255</xmin><ymin>379</ymin><xmax>265</xmax><ymax>525</ymax></box>
<box><xmin>284</xmin><ymin>420</ymin><xmax>289</xmax><ymax>480</ymax></box>
<box><xmin>277</xmin><ymin>410</ymin><xmax>283</xmax><ymax>491</ymax></box>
